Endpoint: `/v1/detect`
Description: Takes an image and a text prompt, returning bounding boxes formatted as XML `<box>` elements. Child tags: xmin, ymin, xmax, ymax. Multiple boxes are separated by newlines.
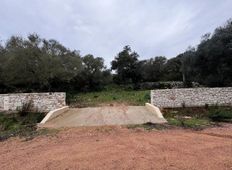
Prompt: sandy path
<box><xmin>0</xmin><ymin>124</ymin><xmax>232</xmax><ymax>170</ymax></box>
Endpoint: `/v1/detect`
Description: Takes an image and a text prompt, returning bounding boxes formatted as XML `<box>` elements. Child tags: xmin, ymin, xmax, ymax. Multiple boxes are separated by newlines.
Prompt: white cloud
<box><xmin>0</xmin><ymin>0</ymin><xmax>232</xmax><ymax>66</ymax></box>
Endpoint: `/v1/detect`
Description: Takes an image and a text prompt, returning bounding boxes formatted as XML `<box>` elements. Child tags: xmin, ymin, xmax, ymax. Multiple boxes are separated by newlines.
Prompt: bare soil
<box><xmin>0</xmin><ymin>124</ymin><xmax>232</xmax><ymax>170</ymax></box>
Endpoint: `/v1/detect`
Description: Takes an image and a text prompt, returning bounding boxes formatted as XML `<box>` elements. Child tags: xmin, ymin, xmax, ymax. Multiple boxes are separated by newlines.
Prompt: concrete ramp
<box><xmin>43</xmin><ymin>106</ymin><xmax>167</xmax><ymax>128</ymax></box>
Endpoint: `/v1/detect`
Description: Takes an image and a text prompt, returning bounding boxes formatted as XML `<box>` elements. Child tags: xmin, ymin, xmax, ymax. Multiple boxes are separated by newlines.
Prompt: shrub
<box><xmin>143</xmin><ymin>92</ymin><xmax>150</xmax><ymax>101</ymax></box>
<box><xmin>18</xmin><ymin>100</ymin><xmax>35</xmax><ymax>117</ymax></box>
<box><xmin>0</xmin><ymin>111</ymin><xmax>45</xmax><ymax>141</ymax></box>
<box><xmin>208</xmin><ymin>108</ymin><xmax>232</xmax><ymax>122</ymax></box>
<box><xmin>181</xmin><ymin>102</ymin><xmax>186</xmax><ymax>108</ymax></box>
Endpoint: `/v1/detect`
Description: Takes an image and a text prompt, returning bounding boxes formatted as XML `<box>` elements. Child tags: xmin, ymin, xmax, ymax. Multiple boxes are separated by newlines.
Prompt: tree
<box><xmin>0</xmin><ymin>42</ymin><xmax>6</xmax><ymax>91</ymax></box>
<box><xmin>111</xmin><ymin>46</ymin><xmax>141</xmax><ymax>84</ymax></box>
<box><xmin>162</xmin><ymin>57</ymin><xmax>182</xmax><ymax>81</ymax></box>
<box><xmin>180</xmin><ymin>47</ymin><xmax>196</xmax><ymax>86</ymax></box>
<box><xmin>192</xmin><ymin>19</ymin><xmax>232</xmax><ymax>86</ymax></box>
<box><xmin>71</xmin><ymin>54</ymin><xmax>111</xmax><ymax>91</ymax></box>
<box><xmin>0</xmin><ymin>34</ymin><xmax>84</xmax><ymax>92</ymax></box>
<box><xmin>140</xmin><ymin>56</ymin><xmax>167</xmax><ymax>82</ymax></box>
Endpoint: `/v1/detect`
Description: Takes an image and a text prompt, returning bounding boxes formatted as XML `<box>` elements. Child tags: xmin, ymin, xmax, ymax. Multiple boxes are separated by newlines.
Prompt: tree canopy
<box><xmin>181</xmin><ymin>19</ymin><xmax>232</xmax><ymax>87</ymax></box>
<box><xmin>0</xmin><ymin>19</ymin><xmax>232</xmax><ymax>92</ymax></box>
<box><xmin>0</xmin><ymin>34</ymin><xmax>110</xmax><ymax>92</ymax></box>
<box><xmin>111</xmin><ymin>46</ymin><xmax>141</xmax><ymax>84</ymax></box>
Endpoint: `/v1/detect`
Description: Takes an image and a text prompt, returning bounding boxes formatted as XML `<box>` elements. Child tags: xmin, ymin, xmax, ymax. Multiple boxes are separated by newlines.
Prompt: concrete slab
<box><xmin>44</xmin><ymin>106</ymin><xmax>167</xmax><ymax>128</ymax></box>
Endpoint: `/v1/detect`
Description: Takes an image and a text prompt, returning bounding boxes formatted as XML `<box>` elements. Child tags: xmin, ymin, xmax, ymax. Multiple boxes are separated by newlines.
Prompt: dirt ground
<box><xmin>0</xmin><ymin>124</ymin><xmax>232</xmax><ymax>170</ymax></box>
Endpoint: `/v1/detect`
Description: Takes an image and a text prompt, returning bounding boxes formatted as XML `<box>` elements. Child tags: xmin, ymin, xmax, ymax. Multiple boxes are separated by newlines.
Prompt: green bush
<box><xmin>0</xmin><ymin>111</ymin><xmax>45</xmax><ymax>141</ymax></box>
<box><xmin>143</xmin><ymin>92</ymin><xmax>150</xmax><ymax>101</ymax></box>
<box><xmin>208</xmin><ymin>109</ymin><xmax>232</xmax><ymax>122</ymax></box>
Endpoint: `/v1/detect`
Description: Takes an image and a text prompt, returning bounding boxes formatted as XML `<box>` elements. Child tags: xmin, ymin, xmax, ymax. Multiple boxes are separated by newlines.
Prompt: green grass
<box><xmin>127</xmin><ymin>108</ymin><xmax>219</xmax><ymax>131</ymax></box>
<box><xmin>208</xmin><ymin>108</ymin><xmax>232</xmax><ymax>122</ymax></box>
<box><xmin>162</xmin><ymin>107</ymin><xmax>232</xmax><ymax>130</ymax></box>
<box><xmin>0</xmin><ymin>111</ymin><xmax>56</xmax><ymax>141</ymax></box>
<box><xmin>67</xmin><ymin>86</ymin><xmax>150</xmax><ymax>107</ymax></box>
<box><xmin>163</xmin><ymin>108</ymin><xmax>212</xmax><ymax>130</ymax></box>
<box><xmin>166</xmin><ymin>117</ymin><xmax>211</xmax><ymax>130</ymax></box>
<box><xmin>127</xmin><ymin>118</ymin><xmax>211</xmax><ymax>131</ymax></box>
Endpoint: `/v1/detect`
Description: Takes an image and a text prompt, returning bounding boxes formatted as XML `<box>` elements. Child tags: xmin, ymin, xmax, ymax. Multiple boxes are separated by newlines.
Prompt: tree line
<box><xmin>112</xmin><ymin>19</ymin><xmax>232</xmax><ymax>87</ymax></box>
<box><xmin>0</xmin><ymin>19</ymin><xmax>231</xmax><ymax>93</ymax></box>
<box><xmin>0</xmin><ymin>35</ymin><xmax>111</xmax><ymax>92</ymax></box>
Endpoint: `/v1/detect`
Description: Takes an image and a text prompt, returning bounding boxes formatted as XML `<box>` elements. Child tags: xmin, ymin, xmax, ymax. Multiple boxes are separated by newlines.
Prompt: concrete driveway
<box><xmin>44</xmin><ymin>106</ymin><xmax>167</xmax><ymax>128</ymax></box>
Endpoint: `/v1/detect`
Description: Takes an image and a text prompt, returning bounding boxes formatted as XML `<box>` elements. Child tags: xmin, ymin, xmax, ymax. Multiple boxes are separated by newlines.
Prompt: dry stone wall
<box><xmin>0</xmin><ymin>92</ymin><xmax>66</xmax><ymax>112</ymax></box>
<box><xmin>151</xmin><ymin>87</ymin><xmax>232</xmax><ymax>108</ymax></box>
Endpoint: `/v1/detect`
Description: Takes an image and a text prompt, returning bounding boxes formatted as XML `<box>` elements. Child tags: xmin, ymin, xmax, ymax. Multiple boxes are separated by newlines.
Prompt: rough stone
<box><xmin>0</xmin><ymin>92</ymin><xmax>66</xmax><ymax>112</ymax></box>
<box><xmin>151</xmin><ymin>87</ymin><xmax>232</xmax><ymax>108</ymax></box>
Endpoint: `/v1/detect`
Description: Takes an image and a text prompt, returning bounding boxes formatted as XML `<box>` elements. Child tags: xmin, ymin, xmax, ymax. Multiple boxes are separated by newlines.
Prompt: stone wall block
<box><xmin>151</xmin><ymin>87</ymin><xmax>232</xmax><ymax>108</ymax></box>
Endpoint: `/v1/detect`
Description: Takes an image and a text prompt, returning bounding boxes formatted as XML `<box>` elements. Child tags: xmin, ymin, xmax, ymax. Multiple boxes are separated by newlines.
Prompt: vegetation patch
<box><xmin>208</xmin><ymin>108</ymin><xmax>232</xmax><ymax>122</ymax></box>
<box><xmin>127</xmin><ymin>122</ymin><xmax>172</xmax><ymax>131</ymax></box>
<box><xmin>163</xmin><ymin>106</ymin><xmax>232</xmax><ymax>130</ymax></box>
<box><xmin>128</xmin><ymin>107</ymin><xmax>232</xmax><ymax>131</ymax></box>
<box><xmin>166</xmin><ymin>117</ymin><xmax>211</xmax><ymax>130</ymax></box>
<box><xmin>0</xmin><ymin>111</ymin><xmax>56</xmax><ymax>141</ymax></box>
<box><xmin>67</xmin><ymin>86</ymin><xmax>150</xmax><ymax>107</ymax></box>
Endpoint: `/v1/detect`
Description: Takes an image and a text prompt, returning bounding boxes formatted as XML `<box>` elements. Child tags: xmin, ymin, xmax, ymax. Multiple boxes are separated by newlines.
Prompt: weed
<box><xmin>0</xmin><ymin>111</ymin><xmax>46</xmax><ymax>141</ymax></box>
<box><xmin>208</xmin><ymin>108</ymin><xmax>232</xmax><ymax>122</ymax></box>
<box><xmin>181</xmin><ymin>102</ymin><xmax>186</xmax><ymax>108</ymax></box>
<box><xmin>17</xmin><ymin>100</ymin><xmax>36</xmax><ymax>117</ymax></box>
<box><xmin>163</xmin><ymin>106</ymin><xmax>232</xmax><ymax>130</ymax></box>
<box><xmin>143</xmin><ymin>93</ymin><xmax>150</xmax><ymax>101</ymax></box>
<box><xmin>127</xmin><ymin>122</ymin><xmax>170</xmax><ymax>131</ymax></box>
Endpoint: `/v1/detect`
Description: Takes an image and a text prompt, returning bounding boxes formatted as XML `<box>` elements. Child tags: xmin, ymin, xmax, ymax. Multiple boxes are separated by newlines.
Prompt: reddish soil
<box><xmin>0</xmin><ymin>124</ymin><xmax>232</xmax><ymax>170</ymax></box>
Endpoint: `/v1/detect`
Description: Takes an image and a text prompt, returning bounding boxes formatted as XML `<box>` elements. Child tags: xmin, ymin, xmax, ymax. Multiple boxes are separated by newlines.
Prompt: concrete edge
<box><xmin>145</xmin><ymin>103</ymin><xmax>167</xmax><ymax>122</ymax></box>
<box><xmin>40</xmin><ymin>106</ymin><xmax>69</xmax><ymax>124</ymax></box>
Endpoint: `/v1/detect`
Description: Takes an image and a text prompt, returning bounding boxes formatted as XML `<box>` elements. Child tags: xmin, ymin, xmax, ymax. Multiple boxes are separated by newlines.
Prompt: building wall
<box><xmin>0</xmin><ymin>92</ymin><xmax>66</xmax><ymax>112</ymax></box>
<box><xmin>151</xmin><ymin>87</ymin><xmax>232</xmax><ymax>108</ymax></box>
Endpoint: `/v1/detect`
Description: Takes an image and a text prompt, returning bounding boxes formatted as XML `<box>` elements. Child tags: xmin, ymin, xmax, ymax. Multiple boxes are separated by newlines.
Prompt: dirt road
<box><xmin>0</xmin><ymin>124</ymin><xmax>232</xmax><ymax>170</ymax></box>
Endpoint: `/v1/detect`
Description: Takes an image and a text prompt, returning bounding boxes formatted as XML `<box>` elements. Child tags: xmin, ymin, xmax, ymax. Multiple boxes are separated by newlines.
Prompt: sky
<box><xmin>0</xmin><ymin>0</ymin><xmax>232</xmax><ymax>67</ymax></box>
